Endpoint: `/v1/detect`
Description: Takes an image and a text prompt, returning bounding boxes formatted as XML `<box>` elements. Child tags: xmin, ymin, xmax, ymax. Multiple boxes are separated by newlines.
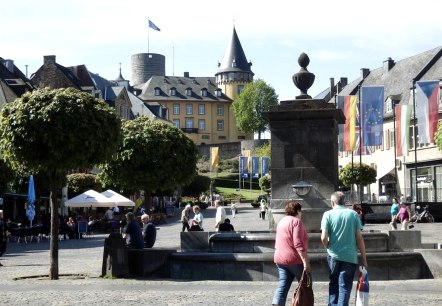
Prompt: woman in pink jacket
<box><xmin>271</xmin><ymin>201</ymin><xmax>311</xmax><ymax>306</ymax></box>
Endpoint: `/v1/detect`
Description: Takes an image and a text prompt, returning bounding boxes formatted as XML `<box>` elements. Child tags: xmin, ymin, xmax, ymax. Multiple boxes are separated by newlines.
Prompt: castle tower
<box><xmin>131</xmin><ymin>53</ymin><xmax>165</xmax><ymax>86</ymax></box>
<box><xmin>215</xmin><ymin>27</ymin><xmax>254</xmax><ymax>141</ymax></box>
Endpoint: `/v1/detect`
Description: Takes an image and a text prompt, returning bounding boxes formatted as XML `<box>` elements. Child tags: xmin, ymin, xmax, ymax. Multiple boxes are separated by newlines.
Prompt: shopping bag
<box><xmin>291</xmin><ymin>270</ymin><xmax>314</xmax><ymax>306</ymax></box>
<box><xmin>355</xmin><ymin>266</ymin><xmax>369</xmax><ymax>306</ymax></box>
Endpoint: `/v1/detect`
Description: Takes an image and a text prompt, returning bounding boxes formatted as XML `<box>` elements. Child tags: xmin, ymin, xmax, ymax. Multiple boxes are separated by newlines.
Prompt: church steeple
<box><xmin>215</xmin><ymin>27</ymin><xmax>254</xmax><ymax>86</ymax></box>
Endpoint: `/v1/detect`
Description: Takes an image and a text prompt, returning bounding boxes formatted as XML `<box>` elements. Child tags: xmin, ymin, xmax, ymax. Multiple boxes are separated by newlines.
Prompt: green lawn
<box><xmin>215</xmin><ymin>186</ymin><xmax>262</xmax><ymax>202</ymax></box>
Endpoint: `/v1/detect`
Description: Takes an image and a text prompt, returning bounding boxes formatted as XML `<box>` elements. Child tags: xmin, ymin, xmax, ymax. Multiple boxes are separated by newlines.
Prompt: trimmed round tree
<box><xmin>99</xmin><ymin>116</ymin><xmax>198</xmax><ymax>200</ymax></box>
<box><xmin>0</xmin><ymin>87</ymin><xmax>121</xmax><ymax>279</ymax></box>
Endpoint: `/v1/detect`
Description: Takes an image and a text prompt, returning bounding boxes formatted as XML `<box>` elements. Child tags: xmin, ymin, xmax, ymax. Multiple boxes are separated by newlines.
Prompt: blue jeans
<box><xmin>272</xmin><ymin>264</ymin><xmax>304</xmax><ymax>306</ymax></box>
<box><xmin>327</xmin><ymin>256</ymin><xmax>357</xmax><ymax>306</ymax></box>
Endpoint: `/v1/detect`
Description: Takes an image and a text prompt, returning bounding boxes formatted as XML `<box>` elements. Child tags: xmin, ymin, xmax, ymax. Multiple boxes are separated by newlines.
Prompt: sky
<box><xmin>2</xmin><ymin>0</ymin><xmax>442</xmax><ymax>101</ymax></box>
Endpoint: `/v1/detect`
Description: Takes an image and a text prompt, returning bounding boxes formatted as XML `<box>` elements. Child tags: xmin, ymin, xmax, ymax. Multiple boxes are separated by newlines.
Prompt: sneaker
<box><xmin>409</xmin><ymin>225</ymin><xmax>414</xmax><ymax>229</ymax></box>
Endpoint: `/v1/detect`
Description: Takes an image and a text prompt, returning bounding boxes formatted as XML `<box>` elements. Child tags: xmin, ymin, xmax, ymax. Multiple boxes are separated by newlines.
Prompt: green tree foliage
<box><xmin>66</xmin><ymin>173</ymin><xmax>101</xmax><ymax>196</ymax></box>
<box><xmin>259</xmin><ymin>175</ymin><xmax>271</xmax><ymax>193</ymax></box>
<box><xmin>99</xmin><ymin>116</ymin><xmax>198</xmax><ymax>193</ymax></box>
<box><xmin>181</xmin><ymin>174</ymin><xmax>211</xmax><ymax>196</ymax></box>
<box><xmin>0</xmin><ymin>158</ymin><xmax>14</xmax><ymax>194</ymax></box>
<box><xmin>339</xmin><ymin>163</ymin><xmax>377</xmax><ymax>187</ymax></box>
<box><xmin>0</xmin><ymin>87</ymin><xmax>121</xmax><ymax>279</ymax></box>
<box><xmin>232</xmin><ymin>79</ymin><xmax>279</xmax><ymax>139</ymax></box>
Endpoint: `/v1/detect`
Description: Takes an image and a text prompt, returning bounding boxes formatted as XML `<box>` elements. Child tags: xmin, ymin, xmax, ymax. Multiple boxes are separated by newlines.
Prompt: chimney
<box><xmin>383</xmin><ymin>57</ymin><xmax>395</xmax><ymax>73</ymax></box>
<box><xmin>183</xmin><ymin>72</ymin><xmax>190</xmax><ymax>78</ymax></box>
<box><xmin>1</xmin><ymin>59</ymin><xmax>14</xmax><ymax>73</ymax></box>
<box><xmin>360</xmin><ymin>68</ymin><xmax>370</xmax><ymax>79</ymax></box>
<box><xmin>329</xmin><ymin>78</ymin><xmax>335</xmax><ymax>96</ymax></box>
<box><xmin>44</xmin><ymin>55</ymin><xmax>56</xmax><ymax>65</ymax></box>
<box><xmin>340</xmin><ymin>77</ymin><xmax>348</xmax><ymax>87</ymax></box>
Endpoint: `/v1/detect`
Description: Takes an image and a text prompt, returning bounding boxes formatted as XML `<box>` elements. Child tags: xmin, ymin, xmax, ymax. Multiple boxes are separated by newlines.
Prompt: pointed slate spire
<box><xmin>217</xmin><ymin>27</ymin><xmax>253</xmax><ymax>74</ymax></box>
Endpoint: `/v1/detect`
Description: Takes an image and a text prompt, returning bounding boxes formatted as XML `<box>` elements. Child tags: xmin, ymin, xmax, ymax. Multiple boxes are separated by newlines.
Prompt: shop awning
<box><xmin>376</xmin><ymin>163</ymin><xmax>395</xmax><ymax>180</ymax></box>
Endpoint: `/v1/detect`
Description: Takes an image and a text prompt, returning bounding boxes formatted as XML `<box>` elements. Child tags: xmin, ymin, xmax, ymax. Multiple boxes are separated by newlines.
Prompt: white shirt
<box><xmin>215</xmin><ymin>206</ymin><xmax>226</xmax><ymax>228</ymax></box>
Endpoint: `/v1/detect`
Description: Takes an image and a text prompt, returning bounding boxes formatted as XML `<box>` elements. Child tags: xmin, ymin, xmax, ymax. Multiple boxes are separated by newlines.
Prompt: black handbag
<box><xmin>291</xmin><ymin>270</ymin><xmax>314</xmax><ymax>306</ymax></box>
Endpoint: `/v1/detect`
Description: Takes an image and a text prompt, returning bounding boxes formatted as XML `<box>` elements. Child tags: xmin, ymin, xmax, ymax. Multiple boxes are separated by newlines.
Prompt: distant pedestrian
<box><xmin>389</xmin><ymin>198</ymin><xmax>400</xmax><ymax>230</ymax></box>
<box><xmin>215</xmin><ymin>200</ymin><xmax>226</xmax><ymax>231</ymax></box>
<box><xmin>190</xmin><ymin>205</ymin><xmax>204</xmax><ymax>231</ymax></box>
<box><xmin>230</xmin><ymin>202</ymin><xmax>238</xmax><ymax>218</ymax></box>
<box><xmin>321</xmin><ymin>191</ymin><xmax>367</xmax><ymax>306</ymax></box>
<box><xmin>397</xmin><ymin>200</ymin><xmax>411</xmax><ymax>230</ymax></box>
<box><xmin>181</xmin><ymin>204</ymin><xmax>192</xmax><ymax>232</ymax></box>
<box><xmin>260</xmin><ymin>198</ymin><xmax>268</xmax><ymax>220</ymax></box>
<box><xmin>141</xmin><ymin>214</ymin><xmax>156</xmax><ymax>248</ymax></box>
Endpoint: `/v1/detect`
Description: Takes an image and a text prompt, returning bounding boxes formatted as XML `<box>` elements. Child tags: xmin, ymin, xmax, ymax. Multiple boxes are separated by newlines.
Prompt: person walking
<box><xmin>321</xmin><ymin>191</ymin><xmax>367</xmax><ymax>306</ymax></box>
<box><xmin>397</xmin><ymin>200</ymin><xmax>412</xmax><ymax>230</ymax></box>
<box><xmin>259</xmin><ymin>198</ymin><xmax>268</xmax><ymax>220</ymax></box>
<box><xmin>272</xmin><ymin>201</ymin><xmax>310</xmax><ymax>306</ymax></box>
<box><xmin>230</xmin><ymin>202</ymin><xmax>237</xmax><ymax>218</ymax></box>
<box><xmin>0</xmin><ymin>210</ymin><xmax>6</xmax><ymax>267</ymax></box>
<box><xmin>214</xmin><ymin>200</ymin><xmax>226</xmax><ymax>231</ymax></box>
<box><xmin>389</xmin><ymin>198</ymin><xmax>400</xmax><ymax>230</ymax></box>
<box><xmin>181</xmin><ymin>204</ymin><xmax>192</xmax><ymax>232</ymax></box>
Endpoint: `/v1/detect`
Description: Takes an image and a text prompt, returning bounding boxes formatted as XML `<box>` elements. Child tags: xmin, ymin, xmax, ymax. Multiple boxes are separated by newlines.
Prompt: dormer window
<box><xmin>201</xmin><ymin>88</ymin><xmax>208</xmax><ymax>97</ymax></box>
<box><xmin>215</xmin><ymin>89</ymin><xmax>222</xmax><ymax>98</ymax></box>
<box><xmin>232</xmin><ymin>59</ymin><xmax>237</xmax><ymax>68</ymax></box>
<box><xmin>154</xmin><ymin>87</ymin><xmax>161</xmax><ymax>96</ymax></box>
<box><xmin>170</xmin><ymin>87</ymin><xmax>177</xmax><ymax>96</ymax></box>
<box><xmin>186</xmin><ymin>88</ymin><xmax>192</xmax><ymax>96</ymax></box>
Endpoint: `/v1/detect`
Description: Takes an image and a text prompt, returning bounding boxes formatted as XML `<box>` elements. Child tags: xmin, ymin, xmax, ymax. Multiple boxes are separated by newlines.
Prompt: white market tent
<box><xmin>101</xmin><ymin>189</ymin><xmax>135</xmax><ymax>207</ymax></box>
<box><xmin>65</xmin><ymin>189</ymin><xmax>117</xmax><ymax>208</ymax></box>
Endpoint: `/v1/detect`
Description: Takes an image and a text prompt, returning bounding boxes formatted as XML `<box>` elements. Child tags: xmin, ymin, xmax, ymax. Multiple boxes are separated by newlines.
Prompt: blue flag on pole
<box><xmin>240</xmin><ymin>156</ymin><xmax>249</xmax><ymax>179</ymax></box>
<box><xmin>261</xmin><ymin>157</ymin><xmax>269</xmax><ymax>176</ymax></box>
<box><xmin>361</xmin><ymin>86</ymin><xmax>384</xmax><ymax>146</ymax></box>
<box><xmin>148</xmin><ymin>19</ymin><xmax>161</xmax><ymax>31</ymax></box>
<box><xmin>26</xmin><ymin>175</ymin><xmax>36</xmax><ymax>226</ymax></box>
<box><xmin>251</xmin><ymin>157</ymin><xmax>259</xmax><ymax>179</ymax></box>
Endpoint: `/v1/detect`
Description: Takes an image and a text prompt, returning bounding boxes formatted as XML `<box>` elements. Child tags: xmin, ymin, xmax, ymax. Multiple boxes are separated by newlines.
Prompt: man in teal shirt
<box><xmin>321</xmin><ymin>191</ymin><xmax>367</xmax><ymax>306</ymax></box>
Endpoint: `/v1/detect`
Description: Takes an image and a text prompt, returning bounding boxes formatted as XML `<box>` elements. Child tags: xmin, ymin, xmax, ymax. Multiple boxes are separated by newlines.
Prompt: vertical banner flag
<box><xmin>353</xmin><ymin>102</ymin><xmax>371</xmax><ymax>156</ymax></box>
<box><xmin>240</xmin><ymin>156</ymin><xmax>249</xmax><ymax>179</ymax></box>
<box><xmin>395</xmin><ymin>104</ymin><xmax>411</xmax><ymax>156</ymax></box>
<box><xmin>148</xmin><ymin>19</ymin><xmax>161</xmax><ymax>31</ymax></box>
<box><xmin>338</xmin><ymin>95</ymin><xmax>357</xmax><ymax>151</ymax></box>
<box><xmin>261</xmin><ymin>157</ymin><xmax>269</xmax><ymax>176</ymax></box>
<box><xmin>415</xmin><ymin>80</ymin><xmax>440</xmax><ymax>144</ymax></box>
<box><xmin>251</xmin><ymin>156</ymin><xmax>259</xmax><ymax>179</ymax></box>
<box><xmin>361</xmin><ymin>86</ymin><xmax>384</xmax><ymax>146</ymax></box>
<box><xmin>210</xmin><ymin>147</ymin><xmax>219</xmax><ymax>171</ymax></box>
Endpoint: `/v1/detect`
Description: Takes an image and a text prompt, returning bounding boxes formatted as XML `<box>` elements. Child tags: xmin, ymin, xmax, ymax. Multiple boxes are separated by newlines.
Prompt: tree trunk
<box><xmin>49</xmin><ymin>169</ymin><xmax>59</xmax><ymax>280</ymax></box>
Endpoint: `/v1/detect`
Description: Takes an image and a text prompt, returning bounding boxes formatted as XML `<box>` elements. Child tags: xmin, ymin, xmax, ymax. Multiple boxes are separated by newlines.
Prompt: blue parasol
<box><xmin>26</xmin><ymin>175</ymin><xmax>36</xmax><ymax>226</ymax></box>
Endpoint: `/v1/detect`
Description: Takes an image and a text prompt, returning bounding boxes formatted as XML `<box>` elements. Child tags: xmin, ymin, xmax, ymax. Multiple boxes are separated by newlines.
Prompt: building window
<box><xmin>173</xmin><ymin>103</ymin><xmax>180</xmax><ymax>115</ymax></box>
<box><xmin>185</xmin><ymin>118</ymin><xmax>193</xmax><ymax>129</ymax></box>
<box><xmin>186</xmin><ymin>88</ymin><xmax>192</xmax><ymax>96</ymax></box>
<box><xmin>237</xmin><ymin>85</ymin><xmax>244</xmax><ymax>95</ymax></box>
<box><xmin>154</xmin><ymin>88</ymin><xmax>161</xmax><ymax>96</ymax></box>
<box><xmin>186</xmin><ymin>103</ymin><xmax>193</xmax><ymax>115</ymax></box>
<box><xmin>217</xmin><ymin>105</ymin><xmax>224</xmax><ymax>116</ymax></box>
<box><xmin>202</xmin><ymin>135</ymin><xmax>210</xmax><ymax>140</ymax></box>
<box><xmin>198</xmin><ymin>119</ymin><xmax>206</xmax><ymax>130</ymax></box>
<box><xmin>389</xmin><ymin>129</ymin><xmax>395</xmax><ymax>148</ymax></box>
<box><xmin>217</xmin><ymin>120</ymin><xmax>224</xmax><ymax>131</ymax></box>
<box><xmin>201</xmin><ymin>88</ymin><xmax>208</xmax><ymax>97</ymax></box>
<box><xmin>238</xmin><ymin>136</ymin><xmax>246</xmax><ymax>140</ymax></box>
<box><xmin>173</xmin><ymin>119</ymin><xmax>180</xmax><ymax>128</ymax></box>
<box><xmin>198</xmin><ymin>104</ymin><xmax>205</xmax><ymax>115</ymax></box>
<box><xmin>215</xmin><ymin>89</ymin><xmax>222</xmax><ymax>97</ymax></box>
<box><xmin>218</xmin><ymin>135</ymin><xmax>226</xmax><ymax>140</ymax></box>
<box><xmin>170</xmin><ymin>88</ymin><xmax>177</xmax><ymax>96</ymax></box>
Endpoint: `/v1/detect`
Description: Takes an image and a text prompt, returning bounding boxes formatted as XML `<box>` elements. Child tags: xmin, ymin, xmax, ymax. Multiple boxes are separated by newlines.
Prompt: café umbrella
<box><xmin>64</xmin><ymin>190</ymin><xmax>117</xmax><ymax>208</ymax></box>
<box><xmin>26</xmin><ymin>175</ymin><xmax>36</xmax><ymax>227</ymax></box>
<box><xmin>101</xmin><ymin>189</ymin><xmax>135</xmax><ymax>207</ymax></box>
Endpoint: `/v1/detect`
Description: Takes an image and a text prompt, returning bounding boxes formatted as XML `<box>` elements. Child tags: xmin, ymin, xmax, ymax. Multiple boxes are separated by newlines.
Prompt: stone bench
<box><xmin>127</xmin><ymin>247</ymin><xmax>178</xmax><ymax>278</ymax></box>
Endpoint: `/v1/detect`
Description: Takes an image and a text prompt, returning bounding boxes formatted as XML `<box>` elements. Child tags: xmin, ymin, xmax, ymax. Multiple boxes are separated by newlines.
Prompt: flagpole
<box><xmin>148</xmin><ymin>17</ymin><xmax>150</xmax><ymax>53</ymax></box>
<box><xmin>358</xmin><ymin>86</ymin><xmax>362</xmax><ymax>205</ymax></box>
<box><xmin>392</xmin><ymin>98</ymin><xmax>398</xmax><ymax>197</ymax></box>
<box><xmin>412</xmin><ymin>80</ymin><xmax>418</xmax><ymax>203</ymax></box>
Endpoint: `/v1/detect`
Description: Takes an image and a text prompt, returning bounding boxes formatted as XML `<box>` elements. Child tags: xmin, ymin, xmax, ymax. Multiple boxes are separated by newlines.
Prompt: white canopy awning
<box><xmin>376</xmin><ymin>162</ymin><xmax>395</xmax><ymax>180</ymax></box>
<box><xmin>65</xmin><ymin>189</ymin><xmax>116</xmax><ymax>208</ymax></box>
<box><xmin>101</xmin><ymin>189</ymin><xmax>135</xmax><ymax>207</ymax></box>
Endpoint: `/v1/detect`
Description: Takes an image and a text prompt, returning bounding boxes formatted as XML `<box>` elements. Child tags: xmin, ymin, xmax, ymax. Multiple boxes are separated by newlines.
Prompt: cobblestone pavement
<box><xmin>1</xmin><ymin>203</ymin><xmax>441</xmax><ymax>305</ymax></box>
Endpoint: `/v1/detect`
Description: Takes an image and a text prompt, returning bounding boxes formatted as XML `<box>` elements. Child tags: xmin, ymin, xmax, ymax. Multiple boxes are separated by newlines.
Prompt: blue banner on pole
<box><xmin>240</xmin><ymin>156</ymin><xmax>249</xmax><ymax>179</ymax></box>
<box><xmin>251</xmin><ymin>156</ymin><xmax>259</xmax><ymax>179</ymax></box>
<box><xmin>261</xmin><ymin>157</ymin><xmax>269</xmax><ymax>176</ymax></box>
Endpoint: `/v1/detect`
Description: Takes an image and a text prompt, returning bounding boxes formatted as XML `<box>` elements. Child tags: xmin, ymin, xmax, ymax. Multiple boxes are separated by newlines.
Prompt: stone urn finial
<box><xmin>292</xmin><ymin>52</ymin><xmax>315</xmax><ymax>99</ymax></box>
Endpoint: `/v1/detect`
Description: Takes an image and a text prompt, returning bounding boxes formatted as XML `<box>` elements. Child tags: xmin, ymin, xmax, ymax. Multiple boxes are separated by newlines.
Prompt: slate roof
<box><xmin>326</xmin><ymin>46</ymin><xmax>442</xmax><ymax>106</ymax></box>
<box><xmin>137</xmin><ymin>75</ymin><xmax>231</xmax><ymax>102</ymax></box>
<box><xmin>0</xmin><ymin>58</ymin><xmax>34</xmax><ymax>104</ymax></box>
<box><xmin>216</xmin><ymin>27</ymin><xmax>253</xmax><ymax>75</ymax></box>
